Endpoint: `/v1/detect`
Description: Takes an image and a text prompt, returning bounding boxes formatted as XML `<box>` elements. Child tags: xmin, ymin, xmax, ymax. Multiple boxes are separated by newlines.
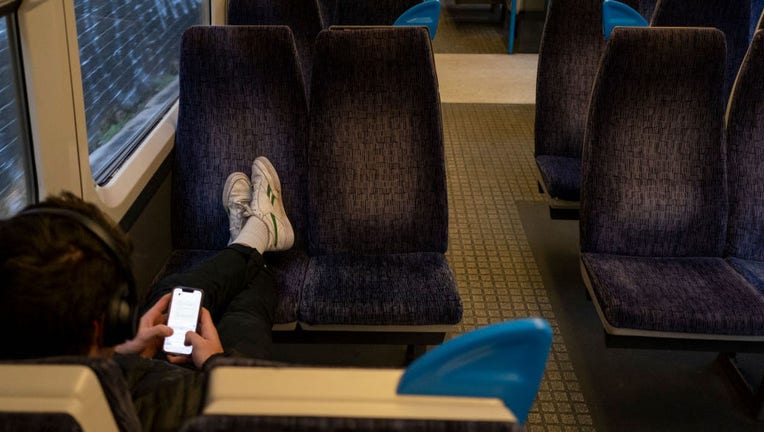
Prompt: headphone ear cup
<box><xmin>102</xmin><ymin>280</ymin><xmax>137</xmax><ymax>346</ymax></box>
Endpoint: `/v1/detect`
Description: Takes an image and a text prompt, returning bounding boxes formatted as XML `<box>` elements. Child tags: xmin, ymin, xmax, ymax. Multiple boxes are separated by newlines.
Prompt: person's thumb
<box><xmin>184</xmin><ymin>330</ymin><xmax>203</xmax><ymax>347</ymax></box>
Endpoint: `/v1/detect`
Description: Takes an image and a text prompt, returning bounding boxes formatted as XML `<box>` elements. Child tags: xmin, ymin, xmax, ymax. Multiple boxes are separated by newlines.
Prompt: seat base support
<box><xmin>716</xmin><ymin>353</ymin><xmax>764</xmax><ymax>421</ymax></box>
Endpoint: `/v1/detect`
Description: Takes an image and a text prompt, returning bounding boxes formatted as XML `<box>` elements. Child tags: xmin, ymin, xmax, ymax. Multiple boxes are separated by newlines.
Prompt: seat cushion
<box><xmin>299</xmin><ymin>253</ymin><xmax>462</xmax><ymax>326</ymax></box>
<box><xmin>535</xmin><ymin>155</ymin><xmax>581</xmax><ymax>201</ymax></box>
<box><xmin>726</xmin><ymin>257</ymin><xmax>764</xmax><ymax>294</ymax></box>
<box><xmin>157</xmin><ymin>249</ymin><xmax>305</xmax><ymax>325</ymax></box>
<box><xmin>581</xmin><ymin>253</ymin><xmax>764</xmax><ymax>336</ymax></box>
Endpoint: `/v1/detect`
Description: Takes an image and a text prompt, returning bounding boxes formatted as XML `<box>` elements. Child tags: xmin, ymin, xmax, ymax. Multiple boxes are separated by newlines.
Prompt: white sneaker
<box><xmin>250</xmin><ymin>157</ymin><xmax>294</xmax><ymax>251</ymax></box>
<box><xmin>222</xmin><ymin>172</ymin><xmax>253</xmax><ymax>244</ymax></box>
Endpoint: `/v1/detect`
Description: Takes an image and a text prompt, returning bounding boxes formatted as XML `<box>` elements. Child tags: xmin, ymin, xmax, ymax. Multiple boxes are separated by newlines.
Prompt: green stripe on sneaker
<box><xmin>270</xmin><ymin>213</ymin><xmax>278</xmax><ymax>247</ymax></box>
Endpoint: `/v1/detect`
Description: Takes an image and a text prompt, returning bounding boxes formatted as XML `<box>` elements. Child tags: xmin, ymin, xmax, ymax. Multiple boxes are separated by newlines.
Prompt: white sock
<box><xmin>232</xmin><ymin>216</ymin><xmax>269</xmax><ymax>254</ymax></box>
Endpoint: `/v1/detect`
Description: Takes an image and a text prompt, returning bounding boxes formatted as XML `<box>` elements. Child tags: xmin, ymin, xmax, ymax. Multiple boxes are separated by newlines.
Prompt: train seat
<box><xmin>163</xmin><ymin>25</ymin><xmax>310</xmax><ymax>330</ymax></box>
<box><xmin>725</xmin><ymin>30</ymin><xmax>764</xmax><ymax>295</ymax></box>
<box><xmin>534</xmin><ymin>0</ymin><xmax>611</xmax><ymax>219</ymax></box>
<box><xmin>227</xmin><ymin>0</ymin><xmax>323</xmax><ymax>95</ymax></box>
<box><xmin>0</xmin><ymin>357</ymin><xmax>141</xmax><ymax>432</ymax></box>
<box><xmin>179</xmin><ymin>319</ymin><xmax>552</xmax><ymax>431</ymax></box>
<box><xmin>320</xmin><ymin>0</ymin><xmax>424</xmax><ymax>27</ymax></box>
<box><xmin>650</xmin><ymin>0</ymin><xmax>751</xmax><ymax>102</ymax></box>
<box><xmin>302</xmin><ymin>27</ymin><xmax>461</xmax><ymax>337</ymax></box>
<box><xmin>579</xmin><ymin>27</ymin><xmax>764</xmax><ymax>343</ymax></box>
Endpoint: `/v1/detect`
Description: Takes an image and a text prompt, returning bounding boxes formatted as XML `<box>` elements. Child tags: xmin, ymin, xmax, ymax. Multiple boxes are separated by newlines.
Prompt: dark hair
<box><xmin>0</xmin><ymin>192</ymin><xmax>133</xmax><ymax>359</ymax></box>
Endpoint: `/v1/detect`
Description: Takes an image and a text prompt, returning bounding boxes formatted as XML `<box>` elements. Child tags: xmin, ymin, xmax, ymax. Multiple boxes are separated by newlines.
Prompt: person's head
<box><xmin>0</xmin><ymin>192</ymin><xmax>133</xmax><ymax>359</ymax></box>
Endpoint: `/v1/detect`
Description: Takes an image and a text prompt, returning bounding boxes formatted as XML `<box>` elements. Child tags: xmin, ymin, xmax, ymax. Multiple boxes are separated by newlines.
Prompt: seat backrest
<box><xmin>637</xmin><ymin>0</ymin><xmax>658</xmax><ymax>21</ymax></box>
<box><xmin>580</xmin><ymin>27</ymin><xmax>727</xmax><ymax>257</ymax></box>
<box><xmin>651</xmin><ymin>0</ymin><xmax>750</xmax><ymax>102</ymax></box>
<box><xmin>307</xmin><ymin>27</ymin><xmax>446</xmax><ymax>255</ymax></box>
<box><xmin>172</xmin><ymin>26</ymin><xmax>308</xmax><ymax>251</ymax></box>
<box><xmin>227</xmin><ymin>0</ymin><xmax>323</xmax><ymax>88</ymax></box>
<box><xmin>0</xmin><ymin>357</ymin><xmax>141</xmax><ymax>432</ymax></box>
<box><xmin>725</xmin><ymin>30</ymin><xmax>764</xmax><ymax>261</ymax></box>
<box><xmin>535</xmin><ymin>0</ymin><xmax>609</xmax><ymax>159</ymax></box>
<box><xmin>326</xmin><ymin>0</ymin><xmax>422</xmax><ymax>26</ymax></box>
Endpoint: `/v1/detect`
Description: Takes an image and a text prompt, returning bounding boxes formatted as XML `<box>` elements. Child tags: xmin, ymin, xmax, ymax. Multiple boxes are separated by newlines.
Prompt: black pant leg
<box><xmin>141</xmin><ymin>244</ymin><xmax>275</xmax><ymax>359</ymax></box>
<box><xmin>141</xmin><ymin>245</ymin><xmax>252</xmax><ymax>322</ymax></box>
<box><xmin>215</xmin><ymin>252</ymin><xmax>277</xmax><ymax>360</ymax></box>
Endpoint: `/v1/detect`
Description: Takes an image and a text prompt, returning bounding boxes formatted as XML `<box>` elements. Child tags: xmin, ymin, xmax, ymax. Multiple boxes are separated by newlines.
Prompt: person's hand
<box><xmin>166</xmin><ymin>308</ymin><xmax>223</xmax><ymax>369</ymax></box>
<box><xmin>114</xmin><ymin>293</ymin><xmax>173</xmax><ymax>358</ymax></box>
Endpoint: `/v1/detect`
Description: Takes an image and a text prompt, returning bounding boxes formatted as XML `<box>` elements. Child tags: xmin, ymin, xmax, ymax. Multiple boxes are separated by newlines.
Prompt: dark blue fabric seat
<box><xmin>164</xmin><ymin>26</ymin><xmax>309</xmax><ymax>328</ymax></box>
<box><xmin>580</xmin><ymin>27</ymin><xmax>764</xmax><ymax>340</ymax></box>
<box><xmin>533</xmin><ymin>0</ymin><xmax>642</xmax><ymax>213</ymax></box>
<box><xmin>582</xmin><ymin>255</ymin><xmax>764</xmax><ymax>335</ymax></box>
<box><xmin>651</xmin><ymin>0</ymin><xmax>751</xmax><ymax>102</ymax></box>
<box><xmin>534</xmin><ymin>155</ymin><xmax>580</xmax><ymax>201</ymax></box>
<box><xmin>227</xmin><ymin>0</ymin><xmax>323</xmax><ymax>93</ymax></box>
<box><xmin>300</xmin><ymin>253</ymin><xmax>461</xmax><ymax>326</ymax></box>
<box><xmin>302</xmin><ymin>27</ymin><xmax>461</xmax><ymax>329</ymax></box>
<box><xmin>725</xmin><ymin>30</ymin><xmax>764</xmax><ymax>296</ymax></box>
<box><xmin>319</xmin><ymin>0</ymin><xmax>422</xmax><ymax>26</ymax></box>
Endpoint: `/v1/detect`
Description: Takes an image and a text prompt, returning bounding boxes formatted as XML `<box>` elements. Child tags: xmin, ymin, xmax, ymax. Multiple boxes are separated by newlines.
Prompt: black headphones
<box><xmin>19</xmin><ymin>207</ymin><xmax>137</xmax><ymax>346</ymax></box>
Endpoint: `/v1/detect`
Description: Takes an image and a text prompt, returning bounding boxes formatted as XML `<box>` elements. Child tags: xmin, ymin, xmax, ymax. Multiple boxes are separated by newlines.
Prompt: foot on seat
<box><xmin>223</xmin><ymin>172</ymin><xmax>253</xmax><ymax>244</ymax></box>
<box><xmin>250</xmin><ymin>157</ymin><xmax>294</xmax><ymax>252</ymax></box>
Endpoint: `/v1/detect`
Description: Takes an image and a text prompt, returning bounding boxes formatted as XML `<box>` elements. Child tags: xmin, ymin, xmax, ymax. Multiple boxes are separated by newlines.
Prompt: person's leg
<box><xmin>215</xmin><ymin>250</ymin><xmax>277</xmax><ymax>359</ymax></box>
<box><xmin>140</xmin><ymin>244</ymin><xmax>254</xmax><ymax>321</ymax></box>
<box><xmin>141</xmin><ymin>157</ymin><xmax>293</xmax><ymax>359</ymax></box>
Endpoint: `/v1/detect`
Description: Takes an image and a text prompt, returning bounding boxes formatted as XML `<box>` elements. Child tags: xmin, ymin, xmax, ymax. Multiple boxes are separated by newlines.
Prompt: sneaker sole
<box><xmin>222</xmin><ymin>172</ymin><xmax>250</xmax><ymax>215</ymax></box>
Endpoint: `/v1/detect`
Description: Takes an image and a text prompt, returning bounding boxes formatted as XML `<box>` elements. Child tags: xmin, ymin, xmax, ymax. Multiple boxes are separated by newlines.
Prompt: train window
<box><xmin>74</xmin><ymin>0</ymin><xmax>205</xmax><ymax>185</ymax></box>
<box><xmin>0</xmin><ymin>8</ymin><xmax>34</xmax><ymax>219</ymax></box>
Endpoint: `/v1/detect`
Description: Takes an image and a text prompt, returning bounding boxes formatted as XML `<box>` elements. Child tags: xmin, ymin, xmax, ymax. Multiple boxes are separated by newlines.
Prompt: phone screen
<box><xmin>163</xmin><ymin>287</ymin><xmax>203</xmax><ymax>355</ymax></box>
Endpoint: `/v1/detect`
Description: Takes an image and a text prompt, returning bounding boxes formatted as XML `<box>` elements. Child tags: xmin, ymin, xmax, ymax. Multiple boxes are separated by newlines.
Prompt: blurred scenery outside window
<box><xmin>75</xmin><ymin>0</ymin><xmax>204</xmax><ymax>183</ymax></box>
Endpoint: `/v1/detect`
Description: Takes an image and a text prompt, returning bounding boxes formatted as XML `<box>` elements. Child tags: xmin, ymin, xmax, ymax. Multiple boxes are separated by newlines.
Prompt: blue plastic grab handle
<box><xmin>602</xmin><ymin>0</ymin><xmax>649</xmax><ymax>40</ymax></box>
<box><xmin>397</xmin><ymin>318</ymin><xmax>553</xmax><ymax>425</ymax></box>
<box><xmin>393</xmin><ymin>0</ymin><xmax>441</xmax><ymax>40</ymax></box>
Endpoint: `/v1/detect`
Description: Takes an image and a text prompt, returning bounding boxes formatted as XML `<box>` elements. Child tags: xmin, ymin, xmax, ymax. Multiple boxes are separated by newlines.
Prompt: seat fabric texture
<box><xmin>582</xmin><ymin>254</ymin><xmax>764</xmax><ymax>335</ymax></box>
<box><xmin>726</xmin><ymin>30</ymin><xmax>764</xmax><ymax>262</ymax></box>
<box><xmin>534</xmin><ymin>155</ymin><xmax>580</xmax><ymax>201</ymax></box>
<box><xmin>725</xmin><ymin>31</ymin><xmax>764</xmax><ymax>293</ymax></box>
<box><xmin>180</xmin><ymin>416</ymin><xmax>514</xmax><ymax>432</ymax></box>
<box><xmin>0</xmin><ymin>413</ymin><xmax>83</xmax><ymax>432</ymax></box>
<box><xmin>307</xmin><ymin>27</ymin><xmax>447</xmax><ymax>256</ymax></box>
<box><xmin>651</xmin><ymin>0</ymin><xmax>750</xmax><ymax>101</ymax></box>
<box><xmin>322</xmin><ymin>0</ymin><xmax>421</xmax><ymax>26</ymax></box>
<box><xmin>303</xmin><ymin>27</ymin><xmax>460</xmax><ymax>327</ymax></box>
<box><xmin>299</xmin><ymin>252</ymin><xmax>461</xmax><ymax>325</ymax></box>
<box><xmin>727</xmin><ymin>257</ymin><xmax>764</xmax><ymax>294</ymax></box>
<box><xmin>580</xmin><ymin>27</ymin><xmax>727</xmax><ymax>257</ymax></box>
<box><xmin>534</xmin><ymin>0</ymin><xmax>614</xmax><ymax>202</ymax></box>
<box><xmin>227</xmin><ymin>0</ymin><xmax>322</xmax><ymax>90</ymax></box>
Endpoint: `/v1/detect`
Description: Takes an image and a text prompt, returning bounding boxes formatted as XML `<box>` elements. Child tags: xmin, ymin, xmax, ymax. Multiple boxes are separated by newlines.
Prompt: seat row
<box><xmin>227</xmin><ymin>0</ymin><xmax>440</xmax><ymax>92</ymax></box>
<box><xmin>534</xmin><ymin>0</ymin><xmax>762</xmax><ymax>216</ymax></box>
<box><xmin>160</xmin><ymin>25</ymin><xmax>461</xmax><ymax>345</ymax></box>
<box><xmin>579</xmin><ymin>27</ymin><xmax>764</xmax><ymax>416</ymax></box>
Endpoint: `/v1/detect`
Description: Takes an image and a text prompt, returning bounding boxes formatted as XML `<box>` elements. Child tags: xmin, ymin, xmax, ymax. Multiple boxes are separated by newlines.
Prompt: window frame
<box><xmin>0</xmin><ymin>1</ymin><xmax>37</xmax><ymax>215</ymax></box>
<box><xmin>17</xmin><ymin>0</ymin><xmax>223</xmax><ymax>223</ymax></box>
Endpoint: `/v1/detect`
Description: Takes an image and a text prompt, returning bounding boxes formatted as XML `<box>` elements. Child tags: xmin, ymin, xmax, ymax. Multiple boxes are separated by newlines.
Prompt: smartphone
<box><xmin>163</xmin><ymin>287</ymin><xmax>204</xmax><ymax>356</ymax></box>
